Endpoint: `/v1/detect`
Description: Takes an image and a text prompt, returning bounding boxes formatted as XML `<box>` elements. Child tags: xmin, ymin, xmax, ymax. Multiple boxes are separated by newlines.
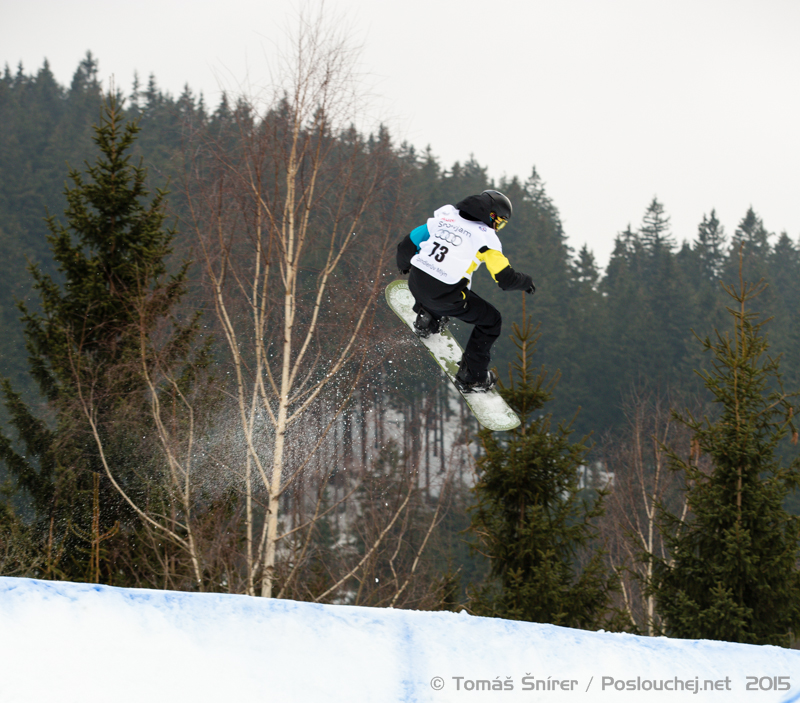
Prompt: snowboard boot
<box><xmin>454</xmin><ymin>358</ymin><xmax>498</xmax><ymax>394</ymax></box>
<box><xmin>413</xmin><ymin>309</ymin><xmax>450</xmax><ymax>339</ymax></box>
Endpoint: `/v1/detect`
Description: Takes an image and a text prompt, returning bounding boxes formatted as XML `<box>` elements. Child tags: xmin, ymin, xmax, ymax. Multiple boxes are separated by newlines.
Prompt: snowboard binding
<box><xmin>454</xmin><ymin>359</ymin><xmax>498</xmax><ymax>394</ymax></box>
<box><xmin>413</xmin><ymin>309</ymin><xmax>450</xmax><ymax>339</ymax></box>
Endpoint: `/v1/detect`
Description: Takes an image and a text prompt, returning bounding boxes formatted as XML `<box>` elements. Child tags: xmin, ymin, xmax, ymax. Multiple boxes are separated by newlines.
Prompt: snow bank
<box><xmin>0</xmin><ymin>576</ymin><xmax>798</xmax><ymax>702</ymax></box>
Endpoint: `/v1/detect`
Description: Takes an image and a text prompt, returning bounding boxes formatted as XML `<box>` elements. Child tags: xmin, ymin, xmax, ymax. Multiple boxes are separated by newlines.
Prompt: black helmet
<box><xmin>455</xmin><ymin>190</ymin><xmax>512</xmax><ymax>231</ymax></box>
<box><xmin>481</xmin><ymin>190</ymin><xmax>512</xmax><ymax>230</ymax></box>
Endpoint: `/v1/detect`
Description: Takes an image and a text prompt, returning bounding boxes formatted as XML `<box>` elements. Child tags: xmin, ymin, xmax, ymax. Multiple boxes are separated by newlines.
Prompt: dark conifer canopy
<box><xmin>652</xmin><ymin>256</ymin><xmax>800</xmax><ymax>646</ymax></box>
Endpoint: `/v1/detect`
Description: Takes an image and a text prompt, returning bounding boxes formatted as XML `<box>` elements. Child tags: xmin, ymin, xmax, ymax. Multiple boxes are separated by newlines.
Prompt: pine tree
<box><xmin>600</xmin><ymin>201</ymin><xmax>695</xmax><ymax>418</ymax></box>
<box><xmin>652</xmin><ymin>255</ymin><xmax>800</xmax><ymax>645</ymax></box>
<box><xmin>723</xmin><ymin>209</ymin><xmax>773</xmax><ymax>312</ymax></box>
<box><xmin>765</xmin><ymin>232</ymin><xmax>800</xmax><ymax>396</ymax></box>
<box><xmin>573</xmin><ymin>244</ymin><xmax>600</xmax><ymax>290</ymax></box>
<box><xmin>0</xmin><ymin>94</ymin><xmax>193</xmax><ymax>581</ymax></box>
<box><xmin>639</xmin><ymin>197</ymin><xmax>675</xmax><ymax>254</ymax></box>
<box><xmin>468</xmin><ymin>308</ymin><xmax>617</xmax><ymax>629</ymax></box>
<box><xmin>562</xmin><ymin>245</ymin><xmax>607</xmax><ymax>425</ymax></box>
<box><xmin>732</xmin><ymin>207</ymin><xmax>770</xmax><ymax>259</ymax></box>
<box><xmin>694</xmin><ymin>210</ymin><xmax>726</xmax><ymax>283</ymax></box>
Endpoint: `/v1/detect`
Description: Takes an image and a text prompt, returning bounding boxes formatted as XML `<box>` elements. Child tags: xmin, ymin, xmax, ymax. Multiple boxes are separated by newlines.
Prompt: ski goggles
<box><xmin>493</xmin><ymin>215</ymin><xmax>508</xmax><ymax>231</ymax></box>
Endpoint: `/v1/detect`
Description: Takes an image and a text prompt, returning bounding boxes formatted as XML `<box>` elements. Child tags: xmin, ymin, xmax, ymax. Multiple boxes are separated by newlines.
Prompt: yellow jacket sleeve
<box><xmin>475</xmin><ymin>249</ymin><xmax>511</xmax><ymax>281</ymax></box>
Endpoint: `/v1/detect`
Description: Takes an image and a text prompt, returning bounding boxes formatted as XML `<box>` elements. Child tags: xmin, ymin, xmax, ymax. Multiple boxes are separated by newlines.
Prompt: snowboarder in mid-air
<box><xmin>396</xmin><ymin>189</ymin><xmax>535</xmax><ymax>393</ymax></box>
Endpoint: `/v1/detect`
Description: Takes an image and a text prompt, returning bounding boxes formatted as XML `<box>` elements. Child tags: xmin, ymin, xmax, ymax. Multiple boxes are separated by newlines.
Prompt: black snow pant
<box><xmin>408</xmin><ymin>268</ymin><xmax>501</xmax><ymax>379</ymax></box>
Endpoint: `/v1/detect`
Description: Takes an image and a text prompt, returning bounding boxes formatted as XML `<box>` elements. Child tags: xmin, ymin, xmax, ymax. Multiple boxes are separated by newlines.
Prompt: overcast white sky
<box><xmin>3</xmin><ymin>0</ymin><xmax>799</xmax><ymax>269</ymax></box>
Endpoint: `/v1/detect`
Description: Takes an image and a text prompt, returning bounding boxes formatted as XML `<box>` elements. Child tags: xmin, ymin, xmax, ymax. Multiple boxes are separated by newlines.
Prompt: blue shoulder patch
<box><xmin>409</xmin><ymin>224</ymin><xmax>430</xmax><ymax>250</ymax></box>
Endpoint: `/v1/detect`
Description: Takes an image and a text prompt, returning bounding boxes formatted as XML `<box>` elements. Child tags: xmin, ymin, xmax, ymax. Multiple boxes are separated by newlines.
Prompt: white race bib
<box><xmin>410</xmin><ymin>205</ymin><xmax>502</xmax><ymax>284</ymax></box>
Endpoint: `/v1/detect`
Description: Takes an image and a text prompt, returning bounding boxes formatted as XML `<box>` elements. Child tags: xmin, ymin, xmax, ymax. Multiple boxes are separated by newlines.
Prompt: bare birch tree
<box><xmin>187</xmin><ymin>7</ymin><xmax>402</xmax><ymax>597</ymax></box>
<box><xmin>599</xmin><ymin>388</ymin><xmax>698</xmax><ymax>634</ymax></box>
<box><xmin>69</xmin><ymin>283</ymin><xmax>216</xmax><ymax>590</ymax></box>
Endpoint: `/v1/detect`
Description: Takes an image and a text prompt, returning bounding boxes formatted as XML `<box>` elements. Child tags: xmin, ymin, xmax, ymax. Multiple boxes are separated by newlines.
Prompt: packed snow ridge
<box><xmin>0</xmin><ymin>577</ymin><xmax>798</xmax><ymax>702</ymax></box>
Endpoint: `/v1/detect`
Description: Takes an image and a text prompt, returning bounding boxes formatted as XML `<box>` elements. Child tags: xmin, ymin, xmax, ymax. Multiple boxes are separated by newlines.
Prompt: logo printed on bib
<box><xmin>434</xmin><ymin>229</ymin><xmax>462</xmax><ymax>246</ymax></box>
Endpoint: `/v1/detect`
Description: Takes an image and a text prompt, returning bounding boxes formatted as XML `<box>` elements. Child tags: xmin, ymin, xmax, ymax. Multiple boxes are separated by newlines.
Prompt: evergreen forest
<box><xmin>1</xmin><ymin>51</ymin><xmax>799</xmax><ymax>644</ymax></box>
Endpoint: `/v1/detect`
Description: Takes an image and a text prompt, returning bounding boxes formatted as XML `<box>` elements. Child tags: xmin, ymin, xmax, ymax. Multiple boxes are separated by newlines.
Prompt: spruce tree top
<box><xmin>21</xmin><ymin>95</ymin><xmax>181</xmax><ymax>401</ymax></box>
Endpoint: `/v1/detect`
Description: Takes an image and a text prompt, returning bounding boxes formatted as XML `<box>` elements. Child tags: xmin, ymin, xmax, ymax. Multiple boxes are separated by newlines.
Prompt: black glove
<box><xmin>497</xmin><ymin>267</ymin><xmax>534</xmax><ymax>293</ymax></box>
<box><xmin>526</xmin><ymin>282</ymin><xmax>536</xmax><ymax>295</ymax></box>
<box><xmin>399</xmin><ymin>268</ymin><xmax>410</xmax><ymax>275</ymax></box>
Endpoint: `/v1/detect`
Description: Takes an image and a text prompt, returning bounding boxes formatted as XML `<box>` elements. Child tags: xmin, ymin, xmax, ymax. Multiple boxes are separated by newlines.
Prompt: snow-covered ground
<box><xmin>1</xmin><ymin>576</ymin><xmax>798</xmax><ymax>703</ymax></box>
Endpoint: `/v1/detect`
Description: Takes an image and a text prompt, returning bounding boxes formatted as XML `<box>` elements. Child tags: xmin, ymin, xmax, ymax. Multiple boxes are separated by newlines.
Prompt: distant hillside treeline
<box><xmin>2</xmin><ymin>54</ymin><xmax>800</xmax><ymax>441</ymax></box>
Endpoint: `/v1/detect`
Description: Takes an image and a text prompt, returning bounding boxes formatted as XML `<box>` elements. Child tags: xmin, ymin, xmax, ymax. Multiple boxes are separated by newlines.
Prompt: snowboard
<box><xmin>385</xmin><ymin>279</ymin><xmax>521</xmax><ymax>432</ymax></box>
